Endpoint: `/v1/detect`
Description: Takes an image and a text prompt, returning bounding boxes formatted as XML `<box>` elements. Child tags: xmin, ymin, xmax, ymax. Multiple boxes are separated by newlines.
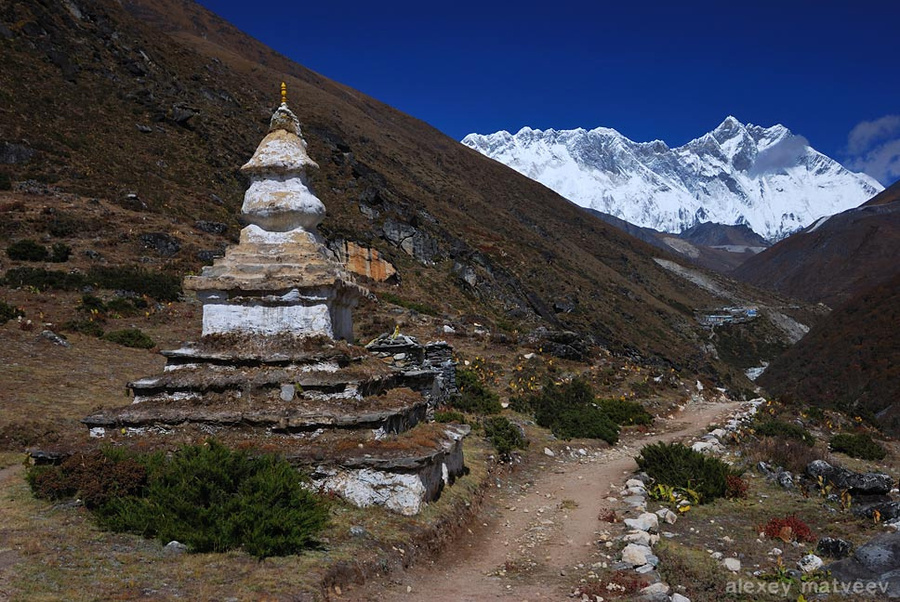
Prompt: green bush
<box><xmin>97</xmin><ymin>442</ymin><xmax>328</xmax><ymax>557</ymax></box>
<box><xmin>49</xmin><ymin>243</ymin><xmax>71</xmax><ymax>262</ymax></box>
<box><xmin>2</xmin><ymin>266</ymin><xmax>180</xmax><ymax>301</ymax></box>
<box><xmin>482</xmin><ymin>416</ymin><xmax>527</xmax><ymax>460</ymax></box>
<box><xmin>2</xmin><ymin>267</ymin><xmax>88</xmax><ymax>291</ymax></box>
<box><xmin>753</xmin><ymin>419</ymin><xmax>815</xmax><ymax>447</ymax></box>
<box><xmin>598</xmin><ymin>398</ymin><xmax>653</xmax><ymax>426</ymax></box>
<box><xmin>87</xmin><ymin>266</ymin><xmax>181</xmax><ymax>302</ymax></box>
<box><xmin>451</xmin><ymin>369</ymin><xmax>502</xmax><ymax>415</ymax></box>
<box><xmin>7</xmin><ymin>239</ymin><xmax>49</xmax><ymax>261</ymax></box>
<box><xmin>105</xmin><ymin>297</ymin><xmax>146</xmax><ymax>316</ymax></box>
<box><xmin>515</xmin><ymin>378</ymin><xmax>619</xmax><ymax>444</ymax></box>
<box><xmin>636</xmin><ymin>442</ymin><xmax>739</xmax><ymax>504</ymax></box>
<box><xmin>78</xmin><ymin>294</ymin><xmax>107</xmax><ymax>313</ymax></box>
<box><xmin>0</xmin><ymin>172</ymin><xmax>11</xmax><ymax>190</ymax></box>
<box><xmin>29</xmin><ymin>442</ymin><xmax>328</xmax><ymax>558</ymax></box>
<box><xmin>103</xmin><ymin>328</ymin><xmax>155</xmax><ymax>349</ymax></box>
<box><xmin>62</xmin><ymin>319</ymin><xmax>105</xmax><ymax>337</ymax></box>
<box><xmin>434</xmin><ymin>410</ymin><xmax>467</xmax><ymax>424</ymax></box>
<box><xmin>0</xmin><ymin>300</ymin><xmax>24</xmax><ymax>324</ymax></box>
<box><xmin>829</xmin><ymin>433</ymin><xmax>887</xmax><ymax>461</ymax></box>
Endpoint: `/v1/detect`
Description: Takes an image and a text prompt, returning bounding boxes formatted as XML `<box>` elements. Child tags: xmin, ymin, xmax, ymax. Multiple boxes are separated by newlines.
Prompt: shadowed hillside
<box><xmin>0</xmin><ymin>0</ymin><xmax>816</xmax><ymax>391</ymax></box>
<box><xmin>759</xmin><ymin>272</ymin><xmax>900</xmax><ymax>435</ymax></box>
<box><xmin>733</xmin><ymin>181</ymin><xmax>900</xmax><ymax>307</ymax></box>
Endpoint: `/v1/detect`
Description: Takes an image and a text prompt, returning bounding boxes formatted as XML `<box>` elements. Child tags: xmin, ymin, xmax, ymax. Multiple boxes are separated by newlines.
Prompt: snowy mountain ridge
<box><xmin>462</xmin><ymin>117</ymin><xmax>883</xmax><ymax>241</ymax></box>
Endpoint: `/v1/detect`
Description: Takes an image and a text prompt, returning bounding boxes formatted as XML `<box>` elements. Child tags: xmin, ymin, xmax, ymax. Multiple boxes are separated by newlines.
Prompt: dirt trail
<box><xmin>348</xmin><ymin>400</ymin><xmax>742</xmax><ymax>601</ymax></box>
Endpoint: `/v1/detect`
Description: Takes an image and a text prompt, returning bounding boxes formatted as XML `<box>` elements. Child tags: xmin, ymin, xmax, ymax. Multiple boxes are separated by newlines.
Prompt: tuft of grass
<box><xmin>377</xmin><ymin>291</ymin><xmax>438</xmax><ymax>316</ymax></box>
<box><xmin>433</xmin><ymin>410</ymin><xmax>467</xmax><ymax>424</ymax></box>
<box><xmin>103</xmin><ymin>328</ymin><xmax>155</xmax><ymax>349</ymax></box>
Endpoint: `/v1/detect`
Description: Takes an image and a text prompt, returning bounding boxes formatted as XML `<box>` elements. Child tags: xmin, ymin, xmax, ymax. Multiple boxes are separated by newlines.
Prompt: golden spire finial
<box><xmin>280</xmin><ymin>82</ymin><xmax>287</xmax><ymax>105</ymax></box>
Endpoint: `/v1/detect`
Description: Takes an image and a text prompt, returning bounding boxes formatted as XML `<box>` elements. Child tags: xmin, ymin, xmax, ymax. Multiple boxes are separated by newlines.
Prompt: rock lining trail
<box><xmin>349</xmin><ymin>400</ymin><xmax>743</xmax><ymax>601</ymax></box>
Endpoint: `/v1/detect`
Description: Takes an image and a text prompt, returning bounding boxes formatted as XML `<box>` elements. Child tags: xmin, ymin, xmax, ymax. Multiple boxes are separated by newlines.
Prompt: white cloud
<box><xmin>845</xmin><ymin>115</ymin><xmax>900</xmax><ymax>185</ymax></box>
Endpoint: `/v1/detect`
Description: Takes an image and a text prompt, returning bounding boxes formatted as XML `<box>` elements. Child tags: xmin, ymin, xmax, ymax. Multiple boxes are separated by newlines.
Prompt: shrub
<box><xmin>49</xmin><ymin>243</ymin><xmax>71</xmax><ymax>262</ymax></box>
<box><xmin>434</xmin><ymin>410</ymin><xmax>467</xmax><ymax>424</ymax></box>
<box><xmin>27</xmin><ymin>449</ymin><xmax>148</xmax><ymax>508</ymax></box>
<box><xmin>6</xmin><ymin>239</ymin><xmax>49</xmax><ymax>261</ymax></box>
<box><xmin>725</xmin><ymin>474</ymin><xmax>749</xmax><ymax>499</ymax></box>
<box><xmin>759</xmin><ymin>514</ymin><xmax>816</xmax><ymax>543</ymax></box>
<box><xmin>516</xmin><ymin>378</ymin><xmax>619</xmax><ymax>444</ymax></box>
<box><xmin>746</xmin><ymin>436</ymin><xmax>825</xmax><ymax>474</ymax></box>
<box><xmin>97</xmin><ymin>441</ymin><xmax>328</xmax><ymax>557</ymax></box>
<box><xmin>597</xmin><ymin>398</ymin><xmax>653</xmax><ymax>426</ymax></box>
<box><xmin>62</xmin><ymin>319</ymin><xmax>105</xmax><ymax>337</ymax></box>
<box><xmin>482</xmin><ymin>416</ymin><xmax>527</xmax><ymax>460</ymax></box>
<box><xmin>27</xmin><ymin>465</ymin><xmax>76</xmax><ymax>501</ymax></box>
<box><xmin>78</xmin><ymin>294</ymin><xmax>107</xmax><ymax>313</ymax></box>
<box><xmin>0</xmin><ymin>172</ymin><xmax>11</xmax><ymax>190</ymax></box>
<box><xmin>103</xmin><ymin>328</ymin><xmax>155</xmax><ymax>349</ymax></box>
<box><xmin>2</xmin><ymin>266</ymin><xmax>181</xmax><ymax>301</ymax></box>
<box><xmin>753</xmin><ymin>419</ymin><xmax>815</xmax><ymax>447</ymax></box>
<box><xmin>29</xmin><ymin>442</ymin><xmax>328</xmax><ymax>558</ymax></box>
<box><xmin>829</xmin><ymin>433</ymin><xmax>887</xmax><ymax>461</ymax></box>
<box><xmin>2</xmin><ymin>267</ymin><xmax>88</xmax><ymax>291</ymax></box>
<box><xmin>0</xmin><ymin>300</ymin><xmax>24</xmax><ymax>324</ymax></box>
<box><xmin>105</xmin><ymin>297</ymin><xmax>146</xmax><ymax>316</ymax></box>
<box><xmin>636</xmin><ymin>442</ymin><xmax>738</xmax><ymax>504</ymax></box>
<box><xmin>451</xmin><ymin>368</ymin><xmax>502</xmax><ymax>414</ymax></box>
<box><xmin>87</xmin><ymin>266</ymin><xmax>181</xmax><ymax>302</ymax></box>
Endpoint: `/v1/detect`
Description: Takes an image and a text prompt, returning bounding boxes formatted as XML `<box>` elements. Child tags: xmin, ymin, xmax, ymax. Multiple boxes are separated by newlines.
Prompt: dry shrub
<box><xmin>725</xmin><ymin>474</ymin><xmax>749</xmax><ymax>499</ymax></box>
<box><xmin>598</xmin><ymin>508</ymin><xmax>619</xmax><ymax>523</ymax></box>
<box><xmin>747</xmin><ymin>436</ymin><xmax>828</xmax><ymax>474</ymax></box>
<box><xmin>759</xmin><ymin>514</ymin><xmax>816</xmax><ymax>543</ymax></box>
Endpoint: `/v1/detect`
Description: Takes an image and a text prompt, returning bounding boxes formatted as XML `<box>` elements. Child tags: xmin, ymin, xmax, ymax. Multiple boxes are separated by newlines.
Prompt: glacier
<box><xmin>461</xmin><ymin>116</ymin><xmax>883</xmax><ymax>241</ymax></box>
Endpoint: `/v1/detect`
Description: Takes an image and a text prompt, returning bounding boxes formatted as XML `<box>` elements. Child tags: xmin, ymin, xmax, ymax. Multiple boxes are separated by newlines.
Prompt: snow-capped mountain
<box><xmin>462</xmin><ymin>117</ymin><xmax>883</xmax><ymax>241</ymax></box>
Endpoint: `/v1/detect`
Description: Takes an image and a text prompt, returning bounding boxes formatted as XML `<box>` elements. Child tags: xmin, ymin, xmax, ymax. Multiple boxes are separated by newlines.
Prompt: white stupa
<box><xmin>185</xmin><ymin>84</ymin><xmax>365</xmax><ymax>340</ymax></box>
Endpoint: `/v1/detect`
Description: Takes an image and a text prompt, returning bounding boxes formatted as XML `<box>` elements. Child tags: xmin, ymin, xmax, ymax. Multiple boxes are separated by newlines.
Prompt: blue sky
<box><xmin>198</xmin><ymin>0</ymin><xmax>899</xmax><ymax>185</ymax></box>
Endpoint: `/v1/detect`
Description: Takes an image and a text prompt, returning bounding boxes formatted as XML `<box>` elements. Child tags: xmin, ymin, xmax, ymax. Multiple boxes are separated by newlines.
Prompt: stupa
<box><xmin>83</xmin><ymin>86</ymin><xmax>468</xmax><ymax>515</ymax></box>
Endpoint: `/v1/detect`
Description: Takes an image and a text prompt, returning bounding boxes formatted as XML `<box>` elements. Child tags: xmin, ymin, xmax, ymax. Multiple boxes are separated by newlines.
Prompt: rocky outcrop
<box><xmin>333</xmin><ymin>240</ymin><xmax>397</xmax><ymax>282</ymax></box>
<box><xmin>806</xmin><ymin>460</ymin><xmax>893</xmax><ymax>496</ymax></box>
<box><xmin>827</xmin><ymin>532</ymin><xmax>900</xmax><ymax>598</ymax></box>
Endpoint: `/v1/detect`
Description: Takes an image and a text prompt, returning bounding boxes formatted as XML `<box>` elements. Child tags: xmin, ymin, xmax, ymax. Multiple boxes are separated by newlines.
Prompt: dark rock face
<box><xmin>826</xmin><ymin>532</ymin><xmax>900</xmax><ymax>598</ymax></box>
<box><xmin>855</xmin><ymin>502</ymin><xmax>900</xmax><ymax>522</ymax></box>
<box><xmin>522</xmin><ymin>327</ymin><xmax>594</xmax><ymax>361</ymax></box>
<box><xmin>140</xmin><ymin>232</ymin><xmax>181</xmax><ymax>257</ymax></box>
<box><xmin>817</xmin><ymin>537</ymin><xmax>853</xmax><ymax>559</ymax></box>
<box><xmin>381</xmin><ymin>219</ymin><xmax>438</xmax><ymax>263</ymax></box>
<box><xmin>806</xmin><ymin>460</ymin><xmax>893</xmax><ymax>495</ymax></box>
<box><xmin>0</xmin><ymin>142</ymin><xmax>35</xmax><ymax>165</ymax></box>
<box><xmin>195</xmin><ymin>220</ymin><xmax>228</xmax><ymax>235</ymax></box>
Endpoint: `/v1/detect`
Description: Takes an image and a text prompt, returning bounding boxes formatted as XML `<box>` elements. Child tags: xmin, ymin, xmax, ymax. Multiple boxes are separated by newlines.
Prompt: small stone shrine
<box><xmin>82</xmin><ymin>86</ymin><xmax>468</xmax><ymax>515</ymax></box>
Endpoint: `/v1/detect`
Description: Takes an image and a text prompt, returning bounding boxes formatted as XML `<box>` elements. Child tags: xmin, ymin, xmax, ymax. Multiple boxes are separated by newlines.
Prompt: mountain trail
<box><xmin>346</xmin><ymin>400</ymin><xmax>742</xmax><ymax>601</ymax></box>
